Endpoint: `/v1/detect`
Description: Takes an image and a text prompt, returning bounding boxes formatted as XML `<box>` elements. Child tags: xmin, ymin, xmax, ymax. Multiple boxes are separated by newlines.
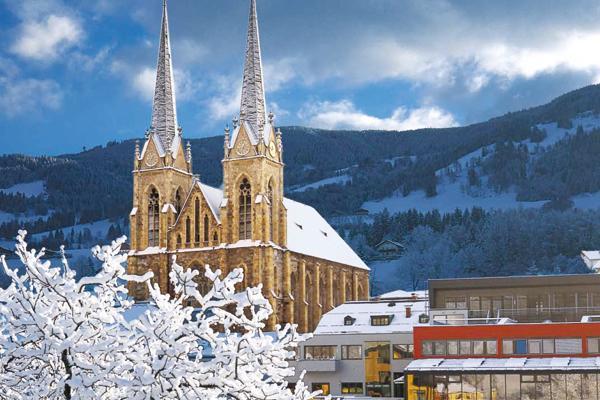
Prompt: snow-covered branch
<box><xmin>0</xmin><ymin>233</ymin><xmax>318</xmax><ymax>399</ymax></box>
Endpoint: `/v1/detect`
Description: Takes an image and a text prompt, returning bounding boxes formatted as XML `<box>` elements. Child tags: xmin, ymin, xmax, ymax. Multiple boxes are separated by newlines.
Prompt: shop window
<box><xmin>311</xmin><ymin>383</ymin><xmax>330</xmax><ymax>396</ymax></box>
<box><xmin>341</xmin><ymin>382</ymin><xmax>363</xmax><ymax>395</ymax></box>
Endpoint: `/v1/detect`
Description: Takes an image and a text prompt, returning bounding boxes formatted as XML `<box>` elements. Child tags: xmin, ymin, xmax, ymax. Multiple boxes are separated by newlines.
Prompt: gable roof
<box><xmin>196</xmin><ymin>183</ymin><xmax>368</xmax><ymax>271</ymax></box>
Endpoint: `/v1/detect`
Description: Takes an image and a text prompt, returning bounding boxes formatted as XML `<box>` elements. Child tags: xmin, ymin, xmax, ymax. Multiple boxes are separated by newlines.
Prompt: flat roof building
<box><xmin>428</xmin><ymin>274</ymin><xmax>600</xmax><ymax>323</ymax></box>
<box><xmin>403</xmin><ymin>273</ymin><xmax>600</xmax><ymax>400</ymax></box>
<box><xmin>291</xmin><ymin>290</ymin><xmax>428</xmax><ymax>398</ymax></box>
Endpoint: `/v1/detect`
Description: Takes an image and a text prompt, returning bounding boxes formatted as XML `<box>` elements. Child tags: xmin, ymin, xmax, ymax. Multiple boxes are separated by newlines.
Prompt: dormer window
<box><xmin>371</xmin><ymin>315</ymin><xmax>393</xmax><ymax>326</ymax></box>
<box><xmin>344</xmin><ymin>315</ymin><xmax>356</xmax><ymax>326</ymax></box>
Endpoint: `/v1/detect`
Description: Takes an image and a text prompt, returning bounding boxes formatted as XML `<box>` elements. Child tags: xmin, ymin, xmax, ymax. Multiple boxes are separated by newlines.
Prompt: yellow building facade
<box><xmin>127</xmin><ymin>0</ymin><xmax>370</xmax><ymax>332</ymax></box>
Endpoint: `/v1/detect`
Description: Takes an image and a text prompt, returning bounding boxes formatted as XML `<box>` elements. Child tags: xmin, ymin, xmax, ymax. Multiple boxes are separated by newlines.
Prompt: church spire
<box><xmin>239</xmin><ymin>0</ymin><xmax>267</xmax><ymax>135</ymax></box>
<box><xmin>149</xmin><ymin>0</ymin><xmax>179</xmax><ymax>154</ymax></box>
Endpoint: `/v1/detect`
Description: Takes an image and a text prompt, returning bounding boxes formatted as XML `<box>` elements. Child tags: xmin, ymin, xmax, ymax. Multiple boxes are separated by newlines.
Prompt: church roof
<box><xmin>238</xmin><ymin>0</ymin><xmax>267</xmax><ymax>142</ymax></box>
<box><xmin>198</xmin><ymin>183</ymin><xmax>369</xmax><ymax>270</ymax></box>
<box><xmin>147</xmin><ymin>0</ymin><xmax>180</xmax><ymax>157</ymax></box>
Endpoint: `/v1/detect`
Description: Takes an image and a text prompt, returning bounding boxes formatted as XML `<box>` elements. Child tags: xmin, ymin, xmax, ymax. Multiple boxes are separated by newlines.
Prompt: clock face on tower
<box><xmin>145</xmin><ymin>152</ymin><xmax>159</xmax><ymax>167</ymax></box>
<box><xmin>269</xmin><ymin>141</ymin><xmax>277</xmax><ymax>158</ymax></box>
<box><xmin>236</xmin><ymin>137</ymin><xmax>250</xmax><ymax>156</ymax></box>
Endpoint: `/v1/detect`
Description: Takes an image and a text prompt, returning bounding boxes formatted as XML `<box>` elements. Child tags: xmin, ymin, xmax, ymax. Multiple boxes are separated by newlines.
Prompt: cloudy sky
<box><xmin>2</xmin><ymin>0</ymin><xmax>600</xmax><ymax>155</ymax></box>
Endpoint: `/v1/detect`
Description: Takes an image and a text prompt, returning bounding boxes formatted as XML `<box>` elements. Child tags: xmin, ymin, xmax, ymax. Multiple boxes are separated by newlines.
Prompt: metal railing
<box><xmin>430</xmin><ymin>306</ymin><xmax>600</xmax><ymax>324</ymax></box>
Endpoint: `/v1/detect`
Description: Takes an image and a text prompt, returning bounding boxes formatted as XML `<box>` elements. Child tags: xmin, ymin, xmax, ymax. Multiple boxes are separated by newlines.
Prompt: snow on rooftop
<box><xmin>194</xmin><ymin>184</ymin><xmax>368</xmax><ymax>270</ymax></box>
<box><xmin>406</xmin><ymin>357</ymin><xmax>600</xmax><ymax>372</ymax></box>
<box><xmin>199</xmin><ymin>183</ymin><xmax>223</xmax><ymax>222</ymax></box>
<box><xmin>314</xmin><ymin>299</ymin><xmax>428</xmax><ymax>335</ymax></box>
<box><xmin>284</xmin><ymin>198</ymin><xmax>369</xmax><ymax>270</ymax></box>
<box><xmin>377</xmin><ymin>289</ymin><xmax>428</xmax><ymax>300</ymax></box>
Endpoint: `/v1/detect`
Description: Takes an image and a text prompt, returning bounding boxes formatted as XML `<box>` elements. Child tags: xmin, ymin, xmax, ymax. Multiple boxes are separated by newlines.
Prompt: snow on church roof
<box><xmin>283</xmin><ymin>198</ymin><xmax>368</xmax><ymax>270</ymax></box>
<box><xmin>197</xmin><ymin>183</ymin><xmax>368</xmax><ymax>270</ymax></box>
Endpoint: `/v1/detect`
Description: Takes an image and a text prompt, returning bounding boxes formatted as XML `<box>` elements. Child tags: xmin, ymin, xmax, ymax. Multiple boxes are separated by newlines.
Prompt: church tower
<box><xmin>130</xmin><ymin>0</ymin><xmax>193</xmax><ymax>253</ymax></box>
<box><xmin>221</xmin><ymin>0</ymin><xmax>286</xmax><ymax>247</ymax></box>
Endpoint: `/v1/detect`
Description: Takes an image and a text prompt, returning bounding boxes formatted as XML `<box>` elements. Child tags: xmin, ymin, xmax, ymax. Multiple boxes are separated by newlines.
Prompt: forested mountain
<box><xmin>4</xmin><ymin>84</ymin><xmax>600</xmax><ymax>291</ymax></box>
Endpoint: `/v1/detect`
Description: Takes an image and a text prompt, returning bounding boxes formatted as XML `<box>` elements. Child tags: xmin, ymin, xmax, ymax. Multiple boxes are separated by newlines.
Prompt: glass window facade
<box><xmin>407</xmin><ymin>372</ymin><xmax>600</xmax><ymax>400</ymax></box>
<box><xmin>365</xmin><ymin>341</ymin><xmax>391</xmax><ymax>397</ymax></box>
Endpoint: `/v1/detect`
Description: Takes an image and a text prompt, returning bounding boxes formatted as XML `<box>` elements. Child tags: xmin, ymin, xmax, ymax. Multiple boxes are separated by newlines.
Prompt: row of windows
<box><xmin>312</xmin><ymin>378</ymin><xmax>405</xmax><ymax>398</ymax></box>
<box><xmin>445</xmin><ymin>292</ymin><xmax>600</xmax><ymax>312</ymax></box>
<box><xmin>422</xmin><ymin>337</ymin><xmax>591</xmax><ymax>357</ymax></box>
<box><xmin>304</xmin><ymin>343</ymin><xmax>414</xmax><ymax>360</ymax></box>
<box><xmin>503</xmin><ymin>338</ymin><xmax>582</xmax><ymax>355</ymax></box>
<box><xmin>408</xmin><ymin>373</ymin><xmax>600</xmax><ymax>400</ymax></box>
<box><xmin>422</xmin><ymin>339</ymin><xmax>497</xmax><ymax>356</ymax></box>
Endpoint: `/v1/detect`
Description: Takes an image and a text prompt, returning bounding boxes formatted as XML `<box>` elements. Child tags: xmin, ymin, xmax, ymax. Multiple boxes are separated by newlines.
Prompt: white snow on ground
<box><xmin>0</xmin><ymin>210</ymin><xmax>53</xmax><ymax>224</ymax></box>
<box><xmin>0</xmin><ymin>180</ymin><xmax>45</xmax><ymax>197</ymax></box>
<box><xmin>364</xmin><ymin>112</ymin><xmax>600</xmax><ymax>214</ymax></box>
<box><xmin>290</xmin><ymin>174</ymin><xmax>352</xmax><ymax>192</ymax></box>
<box><xmin>363</xmin><ymin>181</ymin><xmax>547</xmax><ymax>214</ymax></box>
<box><xmin>30</xmin><ymin>219</ymin><xmax>113</xmax><ymax>242</ymax></box>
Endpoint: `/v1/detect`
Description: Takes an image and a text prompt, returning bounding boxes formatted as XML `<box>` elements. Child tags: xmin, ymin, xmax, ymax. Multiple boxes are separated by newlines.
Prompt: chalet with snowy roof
<box><xmin>126</xmin><ymin>0</ymin><xmax>369</xmax><ymax>333</ymax></box>
<box><xmin>375</xmin><ymin>239</ymin><xmax>405</xmax><ymax>259</ymax></box>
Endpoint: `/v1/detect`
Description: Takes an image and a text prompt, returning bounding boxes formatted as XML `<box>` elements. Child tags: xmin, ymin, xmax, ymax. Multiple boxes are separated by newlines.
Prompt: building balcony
<box><xmin>430</xmin><ymin>306</ymin><xmax>600</xmax><ymax>324</ymax></box>
<box><xmin>296</xmin><ymin>359</ymin><xmax>338</xmax><ymax>372</ymax></box>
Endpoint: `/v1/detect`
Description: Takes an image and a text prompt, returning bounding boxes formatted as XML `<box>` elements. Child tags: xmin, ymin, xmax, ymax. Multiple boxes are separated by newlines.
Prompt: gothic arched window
<box><xmin>346</xmin><ymin>280</ymin><xmax>353</xmax><ymax>302</ymax></box>
<box><xmin>203</xmin><ymin>214</ymin><xmax>209</xmax><ymax>245</ymax></box>
<box><xmin>267</xmin><ymin>179</ymin><xmax>274</xmax><ymax>241</ymax></box>
<box><xmin>213</xmin><ymin>231</ymin><xmax>218</xmax><ymax>245</ymax></box>
<box><xmin>239</xmin><ymin>178</ymin><xmax>252</xmax><ymax>240</ymax></box>
<box><xmin>319</xmin><ymin>276</ymin><xmax>327</xmax><ymax>309</ymax></box>
<box><xmin>185</xmin><ymin>216</ymin><xmax>191</xmax><ymax>245</ymax></box>
<box><xmin>194</xmin><ymin>198</ymin><xmax>200</xmax><ymax>244</ymax></box>
<box><xmin>174</xmin><ymin>188</ymin><xmax>182</xmax><ymax>215</ymax></box>
<box><xmin>177</xmin><ymin>234</ymin><xmax>182</xmax><ymax>246</ymax></box>
<box><xmin>148</xmin><ymin>187</ymin><xmax>160</xmax><ymax>247</ymax></box>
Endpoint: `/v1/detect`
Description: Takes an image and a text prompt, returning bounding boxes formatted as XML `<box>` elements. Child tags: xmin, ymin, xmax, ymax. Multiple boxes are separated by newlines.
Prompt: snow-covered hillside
<box><xmin>363</xmin><ymin>112</ymin><xmax>600</xmax><ymax>214</ymax></box>
<box><xmin>289</xmin><ymin>174</ymin><xmax>352</xmax><ymax>192</ymax></box>
<box><xmin>0</xmin><ymin>180</ymin><xmax>45</xmax><ymax>197</ymax></box>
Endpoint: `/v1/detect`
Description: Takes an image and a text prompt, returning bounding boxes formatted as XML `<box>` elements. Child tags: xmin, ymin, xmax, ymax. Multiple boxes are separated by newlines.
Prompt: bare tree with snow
<box><xmin>0</xmin><ymin>231</ymin><xmax>317</xmax><ymax>399</ymax></box>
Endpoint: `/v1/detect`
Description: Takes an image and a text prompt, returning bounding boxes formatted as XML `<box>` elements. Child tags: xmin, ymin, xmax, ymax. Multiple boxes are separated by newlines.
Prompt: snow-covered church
<box><xmin>127</xmin><ymin>0</ymin><xmax>370</xmax><ymax>332</ymax></box>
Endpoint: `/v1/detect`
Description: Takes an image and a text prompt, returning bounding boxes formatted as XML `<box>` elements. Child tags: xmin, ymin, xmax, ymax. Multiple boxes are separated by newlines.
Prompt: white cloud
<box><xmin>299</xmin><ymin>99</ymin><xmax>457</xmax><ymax>131</ymax></box>
<box><xmin>132</xmin><ymin>67</ymin><xmax>156</xmax><ymax>102</ymax></box>
<box><xmin>11</xmin><ymin>14</ymin><xmax>83</xmax><ymax>62</ymax></box>
<box><xmin>264</xmin><ymin>58</ymin><xmax>298</xmax><ymax>91</ymax></box>
<box><xmin>0</xmin><ymin>77</ymin><xmax>63</xmax><ymax>117</ymax></box>
<box><xmin>206</xmin><ymin>75</ymin><xmax>241</xmax><ymax>121</ymax></box>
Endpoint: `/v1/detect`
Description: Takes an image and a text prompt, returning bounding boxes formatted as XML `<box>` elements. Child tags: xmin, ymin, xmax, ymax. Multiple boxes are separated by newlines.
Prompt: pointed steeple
<box><xmin>239</xmin><ymin>0</ymin><xmax>267</xmax><ymax>136</ymax></box>
<box><xmin>150</xmin><ymin>0</ymin><xmax>179</xmax><ymax>154</ymax></box>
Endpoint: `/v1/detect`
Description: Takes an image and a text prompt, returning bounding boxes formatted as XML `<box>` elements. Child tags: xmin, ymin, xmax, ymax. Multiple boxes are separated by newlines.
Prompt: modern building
<box><xmin>428</xmin><ymin>274</ymin><xmax>600</xmax><ymax>323</ymax></box>
<box><xmin>126</xmin><ymin>0</ymin><xmax>369</xmax><ymax>333</ymax></box>
<box><xmin>291</xmin><ymin>290</ymin><xmax>428</xmax><ymax>398</ymax></box>
<box><xmin>403</xmin><ymin>274</ymin><xmax>600</xmax><ymax>399</ymax></box>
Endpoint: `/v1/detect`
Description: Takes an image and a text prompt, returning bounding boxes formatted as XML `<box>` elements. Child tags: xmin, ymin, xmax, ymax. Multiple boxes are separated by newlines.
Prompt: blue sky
<box><xmin>2</xmin><ymin>0</ymin><xmax>600</xmax><ymax>155</ymax></box>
